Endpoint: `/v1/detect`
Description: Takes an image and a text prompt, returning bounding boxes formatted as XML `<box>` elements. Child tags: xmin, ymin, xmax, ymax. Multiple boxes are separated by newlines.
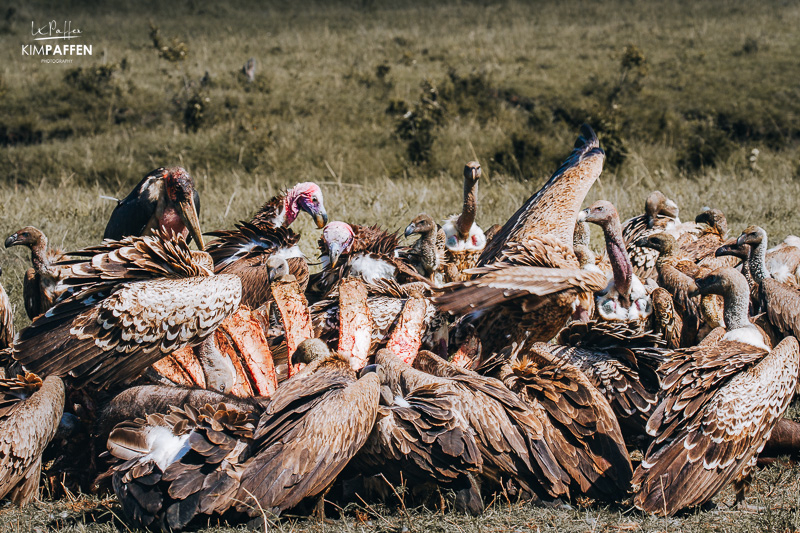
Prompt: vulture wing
<box><xmin>0</xmin><ymin>374</ymin><xmax>64</xmax><ymax>505</ymax></box>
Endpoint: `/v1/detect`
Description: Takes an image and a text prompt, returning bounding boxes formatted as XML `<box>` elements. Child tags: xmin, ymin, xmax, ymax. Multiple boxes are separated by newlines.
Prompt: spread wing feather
<box><xmin>505</xmin><ymin>346</ymin><xmax>633</xmax><ymax>500</ymax></box>
<box><xmin>236</xmin><ymin>356</ymin><xmax>380</xmax><ymax>516</ymax></box>
<box><xmin>0</xmin><ymin>374</ymin><xmax>64</xmax><ymax>504</ymax></box>
<box><xmin>434</xmin><ymin>266</ymin><xmax>606</xmax><ymax>316</ymax></box>
<box><xmin>478</xmin><ymin>125</ymin><xmax>603</xmax><ymax>266</ymax></box>
<box><xmin>633</xmin><ymin>337</ymin><xmax>799</xmax><ymax>516</ymax></box>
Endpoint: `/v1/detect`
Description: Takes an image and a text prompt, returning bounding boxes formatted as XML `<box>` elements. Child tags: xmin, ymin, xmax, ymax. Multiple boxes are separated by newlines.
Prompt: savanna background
<box><xmin>1</xmin><ymin>0</ymin><xmax>800</xmax><ymax>531</ymax></box>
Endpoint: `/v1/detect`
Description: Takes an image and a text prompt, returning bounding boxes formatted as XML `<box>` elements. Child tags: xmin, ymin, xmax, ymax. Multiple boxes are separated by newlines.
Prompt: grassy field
<box><xmin>1</xmin><ymin>0</ymin><xmax>800</xmax><ymax>530</ymax></box>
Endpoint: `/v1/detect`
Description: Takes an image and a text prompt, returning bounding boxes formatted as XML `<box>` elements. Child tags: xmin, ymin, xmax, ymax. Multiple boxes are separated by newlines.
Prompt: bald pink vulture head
<box><xmin>323</xmin><ymin>221</ymin><xmax>355</xmax><ymax>267</ymax></box>
<box><xmin>287</xmin><ymin>182</ymin><xmax>328</xmax><ymax>228</ymax></box>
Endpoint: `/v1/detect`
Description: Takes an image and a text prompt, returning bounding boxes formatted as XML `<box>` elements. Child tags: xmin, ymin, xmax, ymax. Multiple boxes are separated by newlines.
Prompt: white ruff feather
<box><xmin>273</xmin><ymin>245</ymin><xmax>305</xmax><ymax>261</ymax></box>
<box><xmin>394</xmin><ymin>395</ymin><xmax>411</xmax><ymax>408</ymax></box>
<box><xmin>596</xmin><ymin>275</ymin><xmax>652</xmax><ymax>321</ymax></box>
<box><xmin>349</xmin><ymin>254</ymin><xmax>396</xmax><ymax>284</ymax></box>
<box><xmin>147</xmin><ymin>426</ymin><xmax>191</xmax><ymax>470</ymax></box>
<box><xmin>442</xmin><ymin>216</ymin><xmax>486</xmax><ymax>252</ymax></box>
<box><xmin>722</xmin><ymin>326</ymin><xmax>770</xmax><ymax>351</ymax></box>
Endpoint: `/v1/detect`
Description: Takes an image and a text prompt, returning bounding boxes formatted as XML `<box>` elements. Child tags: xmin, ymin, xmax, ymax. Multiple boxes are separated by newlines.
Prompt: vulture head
<box><xmin>267</xmin><ymin>256</ymin><xmax>293</xmax><ymax>283</ymax></box>
<box><xmin>163</xmin><ymin>167</ymin><xmax>205</xmax><ymax>251</ymax></box>
<box><xmin>715</xmin><ymin>239</ymin><xmax>750</xmax><ymax>260</ymax></box>
<box><xmin>463</xmin><ymin>161</ymin><xmax>482</xmax><ymax>184</ymax></box>
<box><xmin>322</xmin><ymin>221</ymin><xmax>354</xmax><ymax>267</ymax></box>
<box><xmin>737</xmin><ymin>225</ymin><xmax>767</xmax><ymax>248</ymax></box>
<box><xmin>644</xmin><ymin>190</ymin><xmax>679</xmax><ymax>228</ymax></box>
<box><xmin>634</xmin><ymin>232</ymin><xmax>678</xmax><ymax>256</ymax></box>
<box><xmin>5</xmin><ymin>226</ymin><xmax>46</xmax><ymax>250</ymax></box>
<box><xmin>692</xmin><ymin>266</ymin><xmax>748</xmax><ymax>299</ymax></box>
<box><xmin>291</xmin><ymin>338</ymin><xmax>331</xmax><ymax>366</ymax></box>
<box><xmin>405</xmin><ymin>213</ymin><xmax>437</xmax><ymax>238</ymax></box>
<box><xmin>695</xmin><ymin>207</ymin><xmax>728</xmax><ymax>236</ymax></box>
<box><xmin>288</xmin><ymin>182</ymin><xmax>328</xmax><ymax>228</ymax></box>
<box><xmin>578</xmin><ymin>200</ymin><xmax>621</xmax><ymax>231</ymax></box>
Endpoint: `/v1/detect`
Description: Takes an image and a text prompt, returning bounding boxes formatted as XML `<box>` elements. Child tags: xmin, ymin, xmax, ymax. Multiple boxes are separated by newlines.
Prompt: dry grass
<box><xmin>1</xmin><ymin>0</ymin><xmax>800</xmax><ymax>530</ymax></box>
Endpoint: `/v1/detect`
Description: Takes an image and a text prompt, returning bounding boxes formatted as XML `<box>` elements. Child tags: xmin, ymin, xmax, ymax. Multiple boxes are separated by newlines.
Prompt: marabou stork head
<box><xmin>164</xmin><ymin>168</ymin><xmax>205</xmax><ymax>251</ymax></box>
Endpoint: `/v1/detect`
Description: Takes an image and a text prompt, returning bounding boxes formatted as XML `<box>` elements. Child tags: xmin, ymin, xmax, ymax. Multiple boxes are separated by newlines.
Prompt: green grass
<box><xmin>1</xmin><ymin>0</ymin><xmax>800</xmax><ymax>530</ymax></box>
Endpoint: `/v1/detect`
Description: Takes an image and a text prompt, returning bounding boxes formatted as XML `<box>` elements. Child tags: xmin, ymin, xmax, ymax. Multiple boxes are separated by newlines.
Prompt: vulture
<box><xmin>544</xmin><ymin>320</ymin><xmax>665</xmax><ymax>436</ymax></box>
<box><xmin>737</xmin><ymin>225</ymin><xmax>800</xmax><ymax>339</ymax></box>
<box><xmin>12</xmin><ymin>230</ymin><xmax>242</xmax><ymax>389</ymax></box>
<box><xmin>0</xmin><ymin>372</ymin><xmax>65</xmax><ymax>505</ymax></box>
<box><xmin>499</xmin><ymin>342</ymin><xmax>633</xmax><ymax>501</ymax></box>
<box><xmin>579</xmin><ymin>201</ymin><xmax>651</xmax><ymax>321</ymax></box>
<box><xmin>410</xmin><ymin>350</ymin><xmax>571</xmax><ymax>501</ymax></box>
<box><xmin>205</xmin><ymin>182</ymin><xmax>327</xmax><ymax>309</ymax></box>
<box><xmin>5</xmin><ymin>226</ymin><xmax>70</xmax><ymax>319</ymax></box>
<box><xmin>103</xmin><ymin>167</ymin><xmax>204</xmax><ymax>250</ymax></box>
<box><xmin>622</xmin><ymin>191</ymin><xmax>700</xmax><ymax>280</ymax></box>
<box><xmin>403</xmin><ymin>213</ymin><xmax>446</xmax><ymax>284</ymax></box>
<box><xmin>96</xmin><ymin>384</ymin><xmax>261</xmax><ymax>448</ymax></box>
<box><xmin>107</xmin><ymin>401</ymin><xmax>258</xmax><ymax>530</ymax></box>
<box><xmin>633</xmin><ymin>267</ymin><xmax>800</xmax><ymax>516</ymax></box>
<box><xmin>436</xmin><ymin>125</ymin><xmax>608</xmax><ymax>354</ymax></box>
<box><xmin>0</xmin><ymin>267</ymin><xmax>11</xmax><ymax>350</ymax></box>
<box><xmin>309</xmin><ymin>221</ymin><xmax>427</xmax><ymax>297</ymax></box>
<box><xmin>441</xmin><ymin>161</ymin><xmax>487</xmax><ymax>281</ymax></box>
<box><xmin>249</xmin><ymin>181</ymin><xmax>328</xmax><ymax>229</ymax></box>
<box><xmin>635</xmin><ymin>232</ymin><xmax>703</xmax><ymax>341</ymax></box>
<box><xmin>683</xmin><ymin>208</ymin><xmax>737</xmax><ymax>269</ymax></box>
<box><xmin>353</xmin><ymin>349</ymin><xmax>484</xmax><ymax>515</ymax></box>
<box><xmin>235</xmin><ymin>339</ymin><xmax>382</xmax><ymax>518</ymax></box>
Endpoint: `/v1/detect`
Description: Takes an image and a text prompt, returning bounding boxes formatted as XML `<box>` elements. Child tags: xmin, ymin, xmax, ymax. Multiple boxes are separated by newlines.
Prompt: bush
<box><xmin>677</xmin><ymin>118</ymin><xmax>736</xmax><ymax>172</ymax></box>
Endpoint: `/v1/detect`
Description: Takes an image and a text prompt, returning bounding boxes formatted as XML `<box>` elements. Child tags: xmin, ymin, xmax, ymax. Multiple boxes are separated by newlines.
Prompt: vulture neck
<box><xmin>721</xmin><ymin>275</ymin><xmax>754</xmax><ymax>332</ymax></box>
<box><xmin>418</xmin><ymin>229</ymin><xmax>439</xmax><ymax>272</ymax></box>
<box><xmin>30</xmin><ymin>236</ymin><xmax>49</xmax><ymax>272</ymax></box>
<box><xmin>740</xmin><ymin>254</ymin><xmax>754</xmax><ymax>288</ymax></box>
<box><xmin>654</xmin><ymin>242</ymin><xmax>678</xmax><ymax>271</ymax></box>
<box><xmin>602</xmin><ymin>218</ymin><xmax>633</xmax><ymax>305</ymax></box>
<box><xmin>281</xmin><ymin>190</ymin><xmax>299</xmax><ymax>227</ymax></box>
<box><xmin>455</xmin><ymin>177</ymin><xmax>478</xmax><ymax>241</ymax></box>
<box><xmin>748</xmin><ymin>238</ymin><xmax>770</xmax><ymax>283</ymax></box>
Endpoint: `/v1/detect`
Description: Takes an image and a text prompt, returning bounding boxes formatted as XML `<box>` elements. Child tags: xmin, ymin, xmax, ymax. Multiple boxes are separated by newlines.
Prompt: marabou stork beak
<box><xmin>178</xmin><ymin>196</ymin><xmax>205</xmax><ymax>251</ymax></box>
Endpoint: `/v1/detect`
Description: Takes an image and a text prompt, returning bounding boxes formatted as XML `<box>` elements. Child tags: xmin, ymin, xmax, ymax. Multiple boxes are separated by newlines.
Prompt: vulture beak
<box><xmin>328</xmin><ymin>242</ymin><xmax>344</xmax><ymax>268</ymax></box>
<box><xmin>577</xmin><ymin>209</ymin><xmax>589</xmax><ymax>222</ymax></box>
<box><xmin>313</xmin><ymin>208</ymin><xmax>329</xmax><ymax>229</ymax></box>
<box><xmin>4</xmin><ymin>234</ymin><xmax>18</xmax><ymax>248</ymax></box>
<box><xmin>177</xmin><ymin>196</ymin><xmax>205</xmax><ymax>251</ymax></box>
<box><xmin>404</xmin><ymin>222</ymin><xmax>416</xmax><ymax>238</ymax></box>
<box><xmin>736</xmin><ymin>235</ymin><xmax>747</xmax><ymax>247</ymax></box>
